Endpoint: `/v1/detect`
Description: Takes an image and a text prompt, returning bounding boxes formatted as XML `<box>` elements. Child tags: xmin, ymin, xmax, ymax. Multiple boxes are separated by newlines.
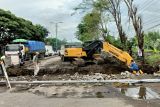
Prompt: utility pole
<box><xmin>50</xmin><ymin>22</ymin><xmax>63</xmax><ymax>52</ymax></box>
<box><xmin>55</xmin><ymin>23</ymin><xmax>58</xmax><ymax>52</ymax></box>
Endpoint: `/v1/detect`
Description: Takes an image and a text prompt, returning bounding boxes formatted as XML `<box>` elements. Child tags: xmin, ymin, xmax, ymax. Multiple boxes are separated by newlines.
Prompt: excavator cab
<box><xmin>82</xmin><ymin>40</ymin><xmax>102</xmax><ymax>59</ymax></box>
<box><xmin>60</xmin><ymin>44</ymin><xmax>87</xmax><ymax>61</ymax></box>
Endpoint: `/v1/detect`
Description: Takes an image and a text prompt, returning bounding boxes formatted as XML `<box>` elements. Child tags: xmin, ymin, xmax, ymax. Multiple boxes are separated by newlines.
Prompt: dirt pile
<box><xmin>6</xmin><ymin>58</ymin><xmax>157</xmax><ymax>76</ymax></box>
<box><xmin>140</xmin><ymin>64</ymin><xmax>158</xmax><ymax>74</ymax></box>
<box><xmin>7</xmin><ymin>66</ymin><xmax>33</xmax><ymax>76</ymax></box>
<box><xmin>6</xmin><ymin>62</ymin><xmax>129</xmax><ymax>76</ymax></box>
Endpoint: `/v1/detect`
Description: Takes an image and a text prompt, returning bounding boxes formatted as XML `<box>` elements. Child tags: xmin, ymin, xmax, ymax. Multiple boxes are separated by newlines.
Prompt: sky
<box><xmin>0</xmin><ymin>0</ymin><xmax>83</xmax><ymax>42</ymax></box>
<box><xmin>0</xmin><ymin>0</ymin><xmax>160</xmax><ymax>41</ymax></box>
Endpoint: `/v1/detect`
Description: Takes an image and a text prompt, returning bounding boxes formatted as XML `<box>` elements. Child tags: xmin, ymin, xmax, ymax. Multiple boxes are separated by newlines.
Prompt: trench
<box><xmin>6</xmin><ymin>61</ymin><xmax>156</xmax><ymax>77</ymax></box>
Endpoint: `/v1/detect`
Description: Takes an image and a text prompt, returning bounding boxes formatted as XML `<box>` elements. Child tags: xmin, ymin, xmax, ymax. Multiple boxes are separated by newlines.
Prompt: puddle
<box><xmin>118</xmin><ymin>86</ymin><xmax>160</xmax><ymax>100</ymax></box>
<box><xmin>96</xmin><ymin>92</ymin><xmax>104</xmax><ymax>98</ymax></box>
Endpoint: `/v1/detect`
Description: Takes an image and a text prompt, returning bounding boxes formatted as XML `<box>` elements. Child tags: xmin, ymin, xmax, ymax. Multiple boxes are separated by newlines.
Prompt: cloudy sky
<box><xmin>0</xmin><ymin>0</ymin><xmax>83</xmax><ymax>42</ymax></box>
<box><xmin>0</xmin><ymin>0</ymin><xmax>160</xmax><ymax>41</ymax></box>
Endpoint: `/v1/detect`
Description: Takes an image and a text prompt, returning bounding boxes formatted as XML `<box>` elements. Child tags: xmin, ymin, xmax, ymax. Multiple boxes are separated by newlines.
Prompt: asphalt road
<box><xmin>0</xmin><ymin>92</ymin><xmax>140</xmax><ymax>107</ymax></box>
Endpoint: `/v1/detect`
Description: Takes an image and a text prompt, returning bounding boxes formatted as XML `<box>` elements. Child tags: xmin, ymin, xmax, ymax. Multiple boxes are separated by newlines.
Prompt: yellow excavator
<box><xmin>61</xmin><ymin>40</ymin><xmax>132</xmax><ymax>66</ymax></box>
<box><xmin>61</xmin><ymin>40</ymin><xmax>143</xmax><ymax>74</ymax></box>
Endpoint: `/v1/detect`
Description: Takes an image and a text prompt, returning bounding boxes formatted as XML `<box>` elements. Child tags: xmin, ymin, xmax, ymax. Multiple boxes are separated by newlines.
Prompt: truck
<box><xmin>5</xmin><ymin>39</ymin><xmax>46</xmax><ymax>65</ymax></box>
<box><xmin>45</xmin><ymin>45</ymin><xmax>54</xmax><ymax>56</ymax></box>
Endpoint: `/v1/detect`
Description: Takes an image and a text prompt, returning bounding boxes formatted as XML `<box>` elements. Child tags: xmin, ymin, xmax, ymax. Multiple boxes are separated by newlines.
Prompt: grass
<box><xmin>132</xmin><ymin>47</ymin><xmax>160</xmax><ymax>66</ymax></box>
<box><xmin>145</xmin><ymin>53</ymin><xmax>160</xmax><ymax>66</ymax></box>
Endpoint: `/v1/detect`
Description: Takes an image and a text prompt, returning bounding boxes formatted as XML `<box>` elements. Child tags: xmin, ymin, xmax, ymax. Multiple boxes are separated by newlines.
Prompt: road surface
<box><xmin>0</xmin><ymin>92</ymin><xmax>157</xmax><ymax>107</ymax></box>
<box><xmin>0</xmin><ymin>56</ymin><xmax>159</xmax><ymax>107</ymax></box>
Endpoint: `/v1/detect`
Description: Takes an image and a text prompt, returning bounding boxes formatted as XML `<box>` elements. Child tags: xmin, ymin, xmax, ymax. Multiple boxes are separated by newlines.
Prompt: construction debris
<box><xmin>153</xmin><ymin>71</ymin><xmax>160</xmax><ymax>77</ymax></box>
<box><xmin>120</xmin><ymin>71</ymin><xmax>132</xmax><ymax>79</ymax></box>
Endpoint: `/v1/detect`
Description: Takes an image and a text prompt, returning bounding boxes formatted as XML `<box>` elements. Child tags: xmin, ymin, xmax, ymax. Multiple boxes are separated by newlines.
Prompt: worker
<box><xmin>137</xmin><ymin>47</ymin><xmax>142</xmax><ymax>60</ymax></box>
<box><xmin>0</xmin><ymin>55</ymin><xmax>5</xmax><ymax>65</ymax></box>
<box><xmin>33</xmin><ymin>52</ymin><xmax>40</xmax><ymax>76</ymax></box>
<box><xmin>0</xmin><ymin>58</ymin><xmax>4</xmax><ymax>75</ymax></box>
<box><xmin>18</xmin><ymin>48</ymin><xmax>23</xmax><ymax>66</ymax></box>
<box><xmin>130</xmin><ymin>60</ymin><xmax>142</xmax><ymax>75</ymax></box>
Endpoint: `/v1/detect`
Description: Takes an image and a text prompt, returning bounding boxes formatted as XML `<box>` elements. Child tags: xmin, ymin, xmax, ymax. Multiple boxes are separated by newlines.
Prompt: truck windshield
<box><xmin>6</xmin><ymin>45</ymin><xmax>19</xmax><ymax>51</ymax></box>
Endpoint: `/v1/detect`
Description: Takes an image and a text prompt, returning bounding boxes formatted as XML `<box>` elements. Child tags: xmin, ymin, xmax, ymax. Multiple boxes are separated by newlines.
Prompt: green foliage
<box><xmin>93</xmin><ymin>0</ymin><xmax>110</xmax><ymax>11</ymax></box>
<box><xmin>144</xmin><ymin>31</ymin><xmax>160</xmax><ymax>51</ymax></box>
<box><xmin>0</xmin><ymin>9</ymin><xmax>49</xmax><ymax>46</ymax></box>
<box><xmin>127</xmin><ymin>38</ymin><xmax>137</xmax><ymax>47</ymax></box>
<box><xmin>146</xmin><ymin>53</ymin><xmax>160</xmax><ymax>66</ymax></box>
<box><xmin>76</xmin><ymin>11</ymin><xmax>101</xmax><ymax>42</ymax></box>
<box><xmin>44</xmin><ymin>38</ymin><xmax>67</xmax><ymax>50</ymax></box>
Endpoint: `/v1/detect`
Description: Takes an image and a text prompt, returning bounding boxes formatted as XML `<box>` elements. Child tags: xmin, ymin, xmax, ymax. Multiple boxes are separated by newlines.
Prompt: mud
<box><xmin>140</xmin><ymin>64</ymin><xmax>158</xmax><ymax>74</ymax></box>
<box><xmin>6</xmin><ymin>64</ymin><xmax>156</xmax><ymax>78</ymax></box>
<box><xmin>6</xmin><ymin>62</ymin><xmax>129</xmax><ymax>76</ymax></box>
<box><xmin>10</xmin><ymin>84</ymin><xmax>124</xmax><ymax>98</ymax></box>
<box><xmin>1</xmin><ymin>57</ymin><xmax>160</xmax><ymax>107</ymax></box>
<box><xmin>5</xmin><ymin>56</ymin><xmax>158</xmax><ymax>79</ymax></box>
<box><xmin>7</xmin><ymin>83</ymin><xmax>160</xmax><ymax>100</ymax></box>
<box><xmin>7</xmin><ymin>66</ymin><xmax>33</xmax><ymax>76</ymax></box>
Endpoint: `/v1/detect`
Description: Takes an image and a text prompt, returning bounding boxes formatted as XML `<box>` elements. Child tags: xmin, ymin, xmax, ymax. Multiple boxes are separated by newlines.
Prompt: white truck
<box><xmin>45</xmin><ymin>45</ymin><xmax>54</xmax><ymax>56</ymax></box>
<box><xmin>5</xmin><ymin>39</ymin><xmax>46</xmax><ymax>66</ymax></box>
<box><xmin>5</xmin><ymin>44</ymin><xmax>25</xmax><ymax>65</ymax></box>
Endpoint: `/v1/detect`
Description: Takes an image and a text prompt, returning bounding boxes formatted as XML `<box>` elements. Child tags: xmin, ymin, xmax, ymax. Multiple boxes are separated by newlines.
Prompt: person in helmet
<box><xmin>130</xmin><ymin>60</ymin><xmax>143</xmax><ymax>75</ymax></box>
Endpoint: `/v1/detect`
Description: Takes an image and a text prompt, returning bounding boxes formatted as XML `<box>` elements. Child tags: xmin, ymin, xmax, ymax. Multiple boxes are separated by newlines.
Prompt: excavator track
<box><xmin>72</xmin><ymin>58</ymin><xmax>85</xmax><ymax>67</ymax></box>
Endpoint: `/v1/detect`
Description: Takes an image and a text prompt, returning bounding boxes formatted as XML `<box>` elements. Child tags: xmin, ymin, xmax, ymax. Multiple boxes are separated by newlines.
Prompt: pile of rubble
<box><xmin>69</xmin><ymin>71</ymin><xmax>132</xmax><ymax>81</ymax></box>
<box><xmin>4</xmin><ymin>70</ymin><xmax>156</xmax><ymax>82</ymax></box>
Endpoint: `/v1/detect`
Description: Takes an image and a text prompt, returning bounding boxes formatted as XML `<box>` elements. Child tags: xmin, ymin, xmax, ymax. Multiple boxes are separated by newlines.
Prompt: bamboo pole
<box><xmin>1</xmin><ymin>62</ymin><xmax>11</xmax><ymax>89</ymax></box>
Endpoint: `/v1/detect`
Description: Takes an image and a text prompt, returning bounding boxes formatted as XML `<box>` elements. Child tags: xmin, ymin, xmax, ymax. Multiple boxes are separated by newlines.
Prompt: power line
<box><xmin>138</xmin><ymin>0</ymin><xmax>157</xmax><ymax>14</ymax></box>
<box><xmin>145</xmin><ymin>23</ymin><xmax>160</xmax><ymax>31</ymax></box>
<box><xmin>143</xmin><ymin>17</ymin><xmax>160</xmax><ymax>26</ymax></box>
<box><xmin>144</xmin><ymin>20</ymin><xmax>160</xmax><ymax>28</ymax></box>
<box><xmin>138</xmin><ymin>0</ymin><xmax>152</xmax><ymax>11</ymax></box>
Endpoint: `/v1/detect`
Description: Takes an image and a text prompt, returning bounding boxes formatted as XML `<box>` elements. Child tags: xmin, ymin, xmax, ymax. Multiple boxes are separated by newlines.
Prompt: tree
<box><xmin>0</xmin><ymin>9</ymin><xmax>49</xmax><ymax>55</ymax></box>
<box><xmin>76</xmin><ymin>10</ymin><xmax>101</xmax><ymax>42</ymax></box>
<box><xmin>124</xmin><ymin>0</ymin><xmax>144</xmax><ymax>61</ymax></box>
<box><xmin>75</xmin><ymin>0</ymin><xmax>110</xmax><ymax>41</ymax></box>
<box><xmin>75</xmin><ymin>0</ymin><xmax>127</xmax><ymax>49</ymax></box>
<box><xmin>0</xmin><ymin>9</ymin><xmax>49</xmax><ymax>46</ymax></box>
<box><xmin>144</xmin><ymin>31</ymin><xmax>160</xmax><ymax>51</ymax></box>
<box><xmin>93</xmin><ymin>0</ymin><xmax>110</xmax><ymax>40</ymax></box>
<box><xmin>94</xmin><ymin>0</ymin><xmax>127</xmax><ymax>49</ymax></box>
<box><xmin>33</xmin><ymin>24</ymin><xmax>49</xmax><ymax>41</ymax></box>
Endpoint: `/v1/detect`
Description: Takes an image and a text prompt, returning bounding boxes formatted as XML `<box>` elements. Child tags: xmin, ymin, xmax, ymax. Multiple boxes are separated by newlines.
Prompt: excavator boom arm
<box><xmin>102</xmin><ymin>42</ymin><xmax>133</xmax><ymax>66</ymax></box>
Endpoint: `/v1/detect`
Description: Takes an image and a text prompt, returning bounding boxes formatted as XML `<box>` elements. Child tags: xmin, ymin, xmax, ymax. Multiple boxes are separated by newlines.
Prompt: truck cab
<box><xmin>5</xmin><ymin>44</ymin><xmax>26</xmax><ymax>65</ymax></box>
<box><xmin>5</xmin><ymin>44</ymin><xmax>25</xmax><ymax>57</ymax></box>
